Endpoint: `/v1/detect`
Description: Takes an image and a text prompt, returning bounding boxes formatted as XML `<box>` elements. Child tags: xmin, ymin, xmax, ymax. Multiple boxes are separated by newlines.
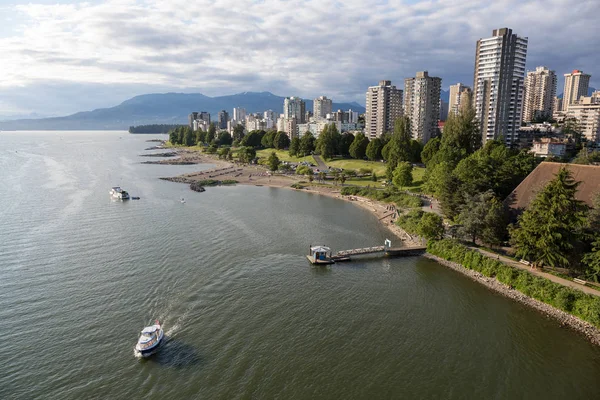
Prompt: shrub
<box><xmin>427</xmin><ymin>239</ymin><xmax>600</xmax><ymax>328</ymax></box>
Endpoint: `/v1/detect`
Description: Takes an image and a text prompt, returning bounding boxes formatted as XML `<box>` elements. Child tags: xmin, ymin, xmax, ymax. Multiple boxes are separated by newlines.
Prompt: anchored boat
<box><xmin>134</xmin><ymin>320</ymin><xmax>164</xmax><ymax>358</ymax></box>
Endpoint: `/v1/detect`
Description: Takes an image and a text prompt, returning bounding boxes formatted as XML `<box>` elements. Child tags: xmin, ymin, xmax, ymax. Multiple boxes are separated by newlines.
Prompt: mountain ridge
<box><xmin>0</xmin><ymin>91</ymin><xmax>366</xmax><ymax>131</ymax></box>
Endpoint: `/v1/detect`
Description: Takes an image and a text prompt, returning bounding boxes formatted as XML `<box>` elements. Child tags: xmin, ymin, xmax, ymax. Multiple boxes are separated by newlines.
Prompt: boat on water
<box><xmin>181</xmin><ymin>198</ymin><xmax>185</xmax><ymax>203</ymax></box>
<box><xmin>134</xmin><ymin>320</ymin><xmax>164</xmax><ymax>358</ymax></box>
<box><xmin>110</xmin><ymin>186</ymin><xmax>130</xmax><ymax>200</ymax></box>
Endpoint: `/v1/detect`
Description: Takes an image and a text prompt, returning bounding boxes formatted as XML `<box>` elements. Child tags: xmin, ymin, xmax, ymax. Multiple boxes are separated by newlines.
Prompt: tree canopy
<box><xmin>349</xmin><ymin>133</ymin><xmax>369</xmax><ymax>159</ymax></box>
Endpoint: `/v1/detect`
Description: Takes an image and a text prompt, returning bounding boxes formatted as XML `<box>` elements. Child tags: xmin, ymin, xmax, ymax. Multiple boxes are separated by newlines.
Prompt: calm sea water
<box><xmin>2</xmin><ymin>131</ymin><xmax>600</xmax><ymax>399</ymax></box>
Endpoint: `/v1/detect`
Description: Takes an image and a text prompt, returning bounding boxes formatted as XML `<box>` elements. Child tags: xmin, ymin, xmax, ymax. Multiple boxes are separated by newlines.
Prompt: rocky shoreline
<box><xmin>424</xmin><ymin>254</ymin><xmax>600</xmax><ymax>346</ymax></box>
<box><xmin>139</xmin><ymin>152</ymin><xmax>177</xmax><ymax>157</ymax></box>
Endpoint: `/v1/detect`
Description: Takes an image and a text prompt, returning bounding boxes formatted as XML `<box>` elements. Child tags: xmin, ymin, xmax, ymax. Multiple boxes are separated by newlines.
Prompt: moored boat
<box><xmin>110</xmin><ymin>186</ymin><xmax>130</xmax><ymax>200</ymax></box>
<box><xmin>134</xmin><ymin>320</ymin><xmax>164</xmax><ymax>358</ymax></box>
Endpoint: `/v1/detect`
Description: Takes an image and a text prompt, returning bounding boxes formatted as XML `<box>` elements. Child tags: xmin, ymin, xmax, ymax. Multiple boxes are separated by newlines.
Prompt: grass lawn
<box><xmin>325</xmin><ymin>158</ymin><xmax>387</xmax><ymax>175</ymax></box>
<box><xmin>343</xmin><ymin>165</ymin><xmax>425</xmax><ymax>191</ymax></box>
<box><xmin>255</xmin><ymin>149</ymin><xmax>316</xmax><ymax>164</ymax></box>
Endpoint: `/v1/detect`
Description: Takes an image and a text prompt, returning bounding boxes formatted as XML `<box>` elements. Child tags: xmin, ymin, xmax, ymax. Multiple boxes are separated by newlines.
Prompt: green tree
<box><xmin>366</xmin><ymin>138</ymin><xmax>383</xmax><ymax>161</ymax></box>
<box><xmin>183</xmin><ymin>126</ymin><xmax>195</xmax><ymax>146</ymax></box>
<box><xmin>316</xmin><ymin>124</ymin><xmax>340</xmax><ymax>159</ymax></box>
<box><xmin>195</xmin><ymin>129</ymin><xmax>206</xmax><ymax>145</ymax></box>
<box><xmin>392</xmin><ymin>161</ymin><xmax>413</xmax><ymax>190</ymax></box>
<box><xmin>299</xmin><ymin>132</ymin><xmax>316</xmax><ymax>157</ymax></box>
<box><xmin>339</xmin><ymin>173</ymin><xmax>347</xmax><ymax>186</ymax></box>
<box><xmin>261</xmin><ymin>130</ymin><xmax>276</xmax><ymax>148</ymax></box>
<box><xmin>583</xmin><ymin>236</ymin><xmax>600</xmax><ymax>282</ymax></box>
<box><xmin>589</xmin><ymin>193</ymin><xmax>600</xmax><ymax>232</ymax></box>
<box><xmin>457</xmin><ymin>190</ymin><xmax>506</xmax><ymax>245</ymax></box>
<box><xmin>371</xmin><ymin>172</ymin><xmax>378</xmax><ymax>182</ymax></box>
<box><xmin>241</xmin><ymin>130</ymin><xmax>264</xmax><ymax>148</ymax></box>
<box><xmin>267</xmin><ymin>151</ymin><xmax>280</xmax><ymax>171</ymax></box>
<box><xmin>510</xmin><ymin>167</ymin><xmax>588</xmax><ymax>268</ymax></box>
<box><xmin>216</xmin><ymin>131</ymin><xmax>232</xmax><ymax>146</ymax></box>
<box><xmin>274</xmin><ymin>131</ymin><xmax>290</xmax><ymax>150</ymax></box>
<box><xmin>382</xmin><ymin>117</ymin><xmax>411</xmax><ymax>164</ymax></box>
<box><xmin>418</xmin><ymin>213</ymin><xmax>445</xmax><ymax>240</ymax></box>
<box><xmin>206</xmin><ymin>123</ymin><xmax>217</xmax><ymax>143</ymax></box>
<box><xmin>169</xmin><ymin>129</ymin><xmax>179</xmax><ymax>145</ymax></box>
<box><xmin>421</xmin><ymin>136</ymin><xmax>441</xmax><ymax>165</ymax></box>
<box><xmin>349</xmin><ymin>133</ymin><xmax>369</xmax><ymax>159</ymax></box>
<box><xmin>339</xmin><ymin>132</ymin><xmax>355</xmax><ymax>157</ymax></box>
<box><xmin>238</xmin><ymin>146</ymin><xmax>256</xmax><ymax>163</ymax></box>
<box><xmin>289</xmin><ymin>137</ymin><xmax>301</xmax><ymax>157</ymax></box>
<box><xmin>232</xmin><ymin>124</ymin><xmax>245</xmax><ymax>142</ymax></box>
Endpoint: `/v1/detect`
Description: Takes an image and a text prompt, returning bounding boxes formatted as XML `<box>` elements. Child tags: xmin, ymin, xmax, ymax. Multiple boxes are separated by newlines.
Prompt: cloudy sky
<box><xmin>0</xmin><ymin>0</ymin><xmax>597</xmax><ymax>117</ymax></box>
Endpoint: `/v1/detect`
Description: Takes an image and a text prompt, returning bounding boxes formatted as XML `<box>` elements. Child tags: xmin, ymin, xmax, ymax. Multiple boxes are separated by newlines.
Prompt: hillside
<box><xmin>0</xmin><ymin>92</ymin><xmax>366</xmax><ymax>131</ymax></box>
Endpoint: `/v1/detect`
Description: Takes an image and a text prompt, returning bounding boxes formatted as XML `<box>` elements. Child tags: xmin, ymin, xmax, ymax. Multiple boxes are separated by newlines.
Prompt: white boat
<box><xmin>110</xmin><ymin>186</ymin><xmax>130</xmax><ymax>200</ymax></box>
<box><xmin>181</xmin><ymin>197</ymin><xmax>185</xmax><ymax>203</ymax></box>
<box><xmin>134</xmin><ymin>320</ymin><xmax>164</xmax><ymax>358</ymax></box>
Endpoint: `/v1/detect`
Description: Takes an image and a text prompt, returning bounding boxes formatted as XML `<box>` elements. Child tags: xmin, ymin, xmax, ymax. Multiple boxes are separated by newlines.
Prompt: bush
<box><xmin>427</xmin><ymin>239</ymin><xmax>600</xmax><ymax>328</ymax></box>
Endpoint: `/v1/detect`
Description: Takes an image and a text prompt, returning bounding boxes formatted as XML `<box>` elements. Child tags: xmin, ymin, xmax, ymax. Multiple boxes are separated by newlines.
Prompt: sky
<box><xmin>0</xmin><ymin>0</ymin><xmax>598</xmax><ymax>117</ymax></box>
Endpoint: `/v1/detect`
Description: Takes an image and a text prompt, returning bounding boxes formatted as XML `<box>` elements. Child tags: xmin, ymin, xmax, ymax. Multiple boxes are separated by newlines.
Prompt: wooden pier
<box><xmin>308</xmin><ymin>240</ymin><xmax>426</xmax><ymax>265</ymax></box>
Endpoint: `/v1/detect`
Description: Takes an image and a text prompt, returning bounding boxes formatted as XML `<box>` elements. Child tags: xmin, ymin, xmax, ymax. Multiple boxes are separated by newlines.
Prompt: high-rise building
<box><xmin>404</xmin><ymin>71</ymin><xmax>442</xmax><ymax>144</ymax></box>
<box><xmin>188</xmin><ymin>112</ymin><xmax>198</xmax><ymax>128</ymax></box>
<box><xmin>217</xmin><ymin>110</ymin><xmax>229</xmax><ymax>130</ymax></box>
<box><xmin>562</xmin><ymin>70</ymin><xmax>591</xmax><ymax>111</ymax></box>
<box><xmin>473</xmin><ymin>27</ymin><xmax>528</xmax><ymax>146</ymax></box>
<box><xmin>448</xmin><ymin>83</ymin><xmax>472</xmax><ymax>116</ymax></box>
<box><xmin>566</xmin><ymin>96</ymin><xmax>600</xmax><ymax>143</ymax></box>
<box><xmin>198</xmin><ymin>112</ymin><xmax>210</xmax><ymax>125</ymax></box>
<box><xmin>365</xmin><ymin>80</ymin><xmax>403</xmax><ymax>139</ymax></box>
<box><xmin>553</xmin><ymin>96</ymin><xmax>563</xmax><ymax>117</ymax></box>
<box><xmin>233</xmin><ymin>107</ymin><xmax>247</xmax><ymax>122</ymax></box>
<box><xmin>313</xmin><ymin>96</ymin><xmax>333</xmax><ymax>120</ymax></box>
<box><xmin>284</xmin><ymin>97</ymin><xmax>306</xmax><ymax>123</ymax></box>
<box><xmin>522</xmin><ymin>66</ymin><xmax>557</xmax><ymax>122</ymax></box>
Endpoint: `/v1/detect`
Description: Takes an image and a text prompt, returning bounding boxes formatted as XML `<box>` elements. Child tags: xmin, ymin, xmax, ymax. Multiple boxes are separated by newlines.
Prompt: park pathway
<box><xmin>313</xmin><ymin>154</ymin><xmax>328</xmax><ymax>171</ymax></box>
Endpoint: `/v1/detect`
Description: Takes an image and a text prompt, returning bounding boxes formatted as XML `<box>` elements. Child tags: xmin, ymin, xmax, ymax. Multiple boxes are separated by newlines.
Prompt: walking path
<box><xmin>312</xmin><ymin>154</ymin><xmax>328</xmax><ymax>171</ymax></box>
<box><xmin>474</xmin><ymin>248</ymin><xmax>600</xmax><ymax>297</ymax></box>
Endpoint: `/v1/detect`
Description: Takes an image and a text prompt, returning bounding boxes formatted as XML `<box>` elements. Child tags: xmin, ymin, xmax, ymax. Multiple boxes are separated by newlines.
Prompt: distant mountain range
<box><xmin>0</xmin><ymin>92</ymin><xmax>366</xmax><ymax>131</ymax></box>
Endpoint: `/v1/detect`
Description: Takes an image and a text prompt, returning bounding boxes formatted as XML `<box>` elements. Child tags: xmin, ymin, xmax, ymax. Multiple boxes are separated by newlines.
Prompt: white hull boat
<box><xmin>110</xmin><ymin>186</ymin><xmax>130</xmax><ymax>200</ymax></box>
<box><xmin>134</xmin><ymin>320</ymin><xmax>164</xmax><ymax>358</ymax></box>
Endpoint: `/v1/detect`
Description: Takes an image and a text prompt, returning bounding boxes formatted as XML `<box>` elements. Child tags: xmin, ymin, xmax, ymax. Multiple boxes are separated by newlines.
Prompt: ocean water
<box><xmin>1</xmin><ymin>131</ymin><xmax>600</xmax><ymax>399</ymax></box>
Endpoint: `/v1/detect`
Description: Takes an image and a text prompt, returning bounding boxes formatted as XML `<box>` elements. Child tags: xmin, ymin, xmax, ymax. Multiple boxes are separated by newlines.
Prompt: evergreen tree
<box><xmin>183</xmin><ymin>126</ymin><xmax>195</xmax><ymax>146</ymax></box>
<box><xmin>206</xmin><ymin>123</ymin><xmax>217</xmax><ymax>143</ymax></box>
<box><xmin>587</xmin><ymin>192</ymin><xmax>600</xmax><ymax>232</ymax></box>
<box><xmin>392</xmin><ymin>161</ymin><xmax>413</xmax><ymax>190</ymax></box>
<box><xmin>349</xmin><ymin>133</ymin><xmax>369</xmax><ymax>159</ymax></box>
<box><xmin>583</xmin><ymin>236</ymin><xmax>600</xmax><ymax>282</ymax></box>
<box><xmin>169</xmin><ymin>129</ymin><xmax>179</xmax><ymax>145</ymax></box>
<box><xmin>366</xmin><ymin>138</ymin><xmax>383</xmax><ymax>161</ymax></box>
<box><xmin>457</xmin><ymin>190</ymin><xmax>506</xmax><ymax>245</ymax></box>
<box><xmin>510</xmin><ymin>167</ymin><xmax>588</xmax><ymax>268</ymax></box>
<box><xmin>195</xmin><ymin>129</ymin><xmax>206</xmax><ymax>145</ymax></box>
<box><xmin>232</xmin><ymin>124</ymin><xmax>245</xmax><ymax>141</ymax></box>
<box><xmin>316</xmin><ymin>124</ymin><xmax>340</xmax><ymax>159</ymax></box>
<box><xmin>267</xmin><ymin>152</ymin><xmax>280</xmax><ymax>171</ymax></box>
<box><xmin>289</xmin><ymin>137</ymin><xmax>300</xmax><ymax>157</ymax></box>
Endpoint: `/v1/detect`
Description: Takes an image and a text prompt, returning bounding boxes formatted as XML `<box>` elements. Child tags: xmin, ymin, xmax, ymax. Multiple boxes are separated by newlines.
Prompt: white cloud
<box><xmin>0</xmin><ymin>0</ymin><xmax>598</xmax><ymax>114</ymax></box>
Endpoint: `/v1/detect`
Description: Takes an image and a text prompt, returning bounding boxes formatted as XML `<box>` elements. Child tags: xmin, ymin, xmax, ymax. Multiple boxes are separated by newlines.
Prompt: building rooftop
<box><xmin>506</xmin><ymin>162</ymin><xmax>600</xmax><ymax>211</ymax></box>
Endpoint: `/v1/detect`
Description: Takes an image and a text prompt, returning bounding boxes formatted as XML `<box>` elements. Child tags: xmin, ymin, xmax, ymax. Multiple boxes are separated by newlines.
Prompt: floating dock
<box><xmin>307</xmin><ymin>240</ymin><xmax>426</xmax><ymax>265</ymax></box>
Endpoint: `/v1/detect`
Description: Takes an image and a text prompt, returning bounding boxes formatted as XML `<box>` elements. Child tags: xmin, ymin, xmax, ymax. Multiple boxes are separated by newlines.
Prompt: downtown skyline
<box><xmin>0</xmin><ymin>0</ymin><xmax>598</xmax><ymax>117</ymax></box>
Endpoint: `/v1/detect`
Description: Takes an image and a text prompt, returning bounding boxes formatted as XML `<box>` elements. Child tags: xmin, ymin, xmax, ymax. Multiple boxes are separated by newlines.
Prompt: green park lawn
<box><xmin>325</xmin><ymin>158</ymin><xmax>387</xmax><ymax>176</ymax></box>
<box><xmin>255</xmin><ymin>149</ymin><xmax>316</xmax><ymax>164</ymax></box>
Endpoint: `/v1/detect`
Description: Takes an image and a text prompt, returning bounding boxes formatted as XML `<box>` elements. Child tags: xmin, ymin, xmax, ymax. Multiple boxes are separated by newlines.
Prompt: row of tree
<box><xmin>129</xmin><ymin>124</ymin><xmax>185</xmax><ymax>133</ymax></box>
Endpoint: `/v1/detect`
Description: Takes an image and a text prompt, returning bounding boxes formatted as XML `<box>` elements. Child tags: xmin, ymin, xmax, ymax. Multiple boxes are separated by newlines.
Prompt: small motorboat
<box><xmin>110</xmin><ymin>186</ymin><xmax>130</xmax><ymax>200</ymax></box>
<box><xmin>134</xmin><ymin>320</ymin><xmax>164</xmax><ymax>358</ymax></box>
<box><xmin>180</xmin><ymin>198</ymin><xmax>185</xmax><ymax>203</ymax></box>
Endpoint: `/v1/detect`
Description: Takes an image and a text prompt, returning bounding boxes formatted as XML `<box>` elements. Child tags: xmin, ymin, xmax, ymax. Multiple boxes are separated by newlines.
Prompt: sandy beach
<box><xmin>152</xmin><ymin>147</ymin><xmax>420</xmax><ymax>247</ymax></box>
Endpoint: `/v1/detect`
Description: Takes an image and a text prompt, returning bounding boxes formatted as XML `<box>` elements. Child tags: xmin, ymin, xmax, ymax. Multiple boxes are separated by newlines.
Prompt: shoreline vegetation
<box><xmin>145</xmin><ymin>142</ymin><xmax>600</xmax><ymax>346</ymax></box>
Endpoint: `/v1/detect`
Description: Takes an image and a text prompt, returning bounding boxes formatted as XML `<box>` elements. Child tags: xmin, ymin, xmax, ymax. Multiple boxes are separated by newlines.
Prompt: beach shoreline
<box><xmin>151</xmin><ymin>146</ymin><xmax>600</xmax><ymax>346</ymax></box>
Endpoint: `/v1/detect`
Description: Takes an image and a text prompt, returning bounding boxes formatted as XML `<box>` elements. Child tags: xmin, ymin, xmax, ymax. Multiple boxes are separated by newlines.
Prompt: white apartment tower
<box><xmin>365</xmin><ymin>80</ymin><xmax>403</xmax><ymax>139</ymax></box>
<box><xmin>284</xmin><ymin>97</ymin><xmax>306</xmax><ymax>123</ymax></box>
<box><xmin>233</xmin><ymin>107</ymin><xmax>247</xmax><ymax>122</ymax></box>
<box><xmin>473</xmin><ymin>28</ymin><xmax>528</xmax><ymax>146</ymax></box>
<box><xmin>404</xmin><ymin>71</ymin><xmax>442</xmax><ymax>144</ymax></box>
<box><xmin>562</xmin><ymin>70</ymin><xmax>591</xmax><ymax>111</ymax></box>
<box><xmin>313</xmin><ymin>96</ymin><xmax>333</xmax><ymax>120</ymax></box>
<box><xmin>448</xmin><ymin>83</ymin><xmax>472</xmax><ymax>116</ymax></box>
<box><xmin>522</xmin><ymin>66</ymin><xmax>557</xmax><ymax>122</ymax></box>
